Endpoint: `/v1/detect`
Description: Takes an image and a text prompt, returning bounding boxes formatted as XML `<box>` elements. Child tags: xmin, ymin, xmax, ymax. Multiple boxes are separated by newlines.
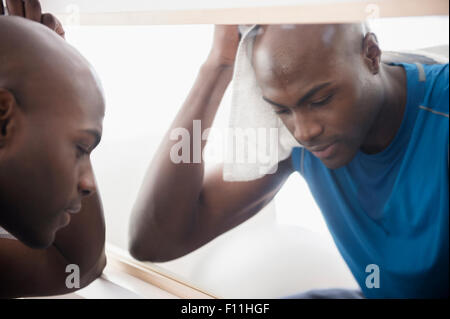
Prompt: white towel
<box><xmin>223</xmin><ymin>25</ymin><xmax>301</xmax><ymax>182</ymax></box>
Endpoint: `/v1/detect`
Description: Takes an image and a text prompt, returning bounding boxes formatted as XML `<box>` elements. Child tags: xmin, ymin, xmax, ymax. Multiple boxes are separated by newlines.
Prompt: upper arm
<box><xmin>0</xmin><ymin>191</ymin><xmax>106</xmax><ymax>298</ymax></box>
<box><xmin>0</xmin><ymin>238</ymin><xmax>71</xmax><ymax>298</ymax></box>
<box><xmin>189</xmin><ymin>155</ymin><xmax>295</xmax><ymax>250</ymax></box>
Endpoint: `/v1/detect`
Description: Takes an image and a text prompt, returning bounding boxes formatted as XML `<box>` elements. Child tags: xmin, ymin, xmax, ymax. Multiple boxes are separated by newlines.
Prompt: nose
<box><xmin>292</xmin><ymin>111</ymin><xmax>324</xmax><ymax>145</ymax></box>
<box><xmin>78</xmin><ymin>161</ymin><xmax>96</xmax><ymax>197</ymax></box>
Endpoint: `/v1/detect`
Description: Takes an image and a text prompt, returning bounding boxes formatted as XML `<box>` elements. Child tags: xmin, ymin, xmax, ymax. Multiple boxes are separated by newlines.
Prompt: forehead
<box><xmin>253</xmin><ymin>25</ymin><xmax>357</xmax><ymax>97</ymax></box>
<box><xmin>252</xmin><ymin>24</ymin><xmax>359</xmax><ymax>90</ymax></box>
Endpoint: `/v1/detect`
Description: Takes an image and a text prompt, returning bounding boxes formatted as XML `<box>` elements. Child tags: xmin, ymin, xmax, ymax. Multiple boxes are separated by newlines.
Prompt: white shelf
<box><xmin>40</xmin><ymin>0</ymin><xmax>449</xmax><ymax>25</ymax></box>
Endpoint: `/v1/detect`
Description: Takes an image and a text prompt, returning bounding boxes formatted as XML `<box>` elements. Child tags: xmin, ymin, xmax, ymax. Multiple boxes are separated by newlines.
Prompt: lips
<box><xmin>310</xmin><ymin>143</ymin><xmax>333</xmax><ymax>152</ymax></box>
<box><xmin>309</xmin><ymin>142</ymin><xmax>337</xmax><ymax>159</ymax></box>
<box><xmin>65</xmin><ymin>204</ymin><xmax>82</xmax><ymax>215</ymax></box>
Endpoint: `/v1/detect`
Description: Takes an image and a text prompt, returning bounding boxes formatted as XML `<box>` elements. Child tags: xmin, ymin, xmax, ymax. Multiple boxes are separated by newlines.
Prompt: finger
<box><xmin>41</xmin><ymin>12</ymin><xmax>56</xmax><ymax>29</ymax></box>
<box><xmin>24</xmin><ymin>0</ymin><xmax>41</xmax><ymax>22</ymax></box>
<box><xmin>54</xmin><ymin>16</ymin><xmax>65</xmax><ymax>39</ymax></box>
<box><xmin>0</xmin><ymin>1</ymin><xmax>5</xmax><ymax>15</ymax></box>
<box><xmin>6</xmin><ymin>0</ymin><xmax>25</xmax><ymax>16</ymax></box>
<box><xmin>41</xmin><ymin>13</ymin><xmax>65</xmax><ymax>39</ymax></box>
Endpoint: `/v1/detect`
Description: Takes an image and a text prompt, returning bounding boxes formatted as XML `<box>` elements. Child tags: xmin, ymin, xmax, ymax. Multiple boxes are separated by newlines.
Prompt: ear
<box><xmin>362</xmin><ymin>32</ymin><xmax>381</xmax><ymax>75</ymax></box>
<box><xmin>0</xmin><ymin>88</ymin><xmax>18</xmax><ymax>148</ymax></box>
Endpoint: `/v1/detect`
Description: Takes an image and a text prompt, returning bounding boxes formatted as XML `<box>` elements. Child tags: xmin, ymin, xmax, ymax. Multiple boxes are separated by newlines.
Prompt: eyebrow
<box><xmin>263</xmin><ymin>82</ymin><xmax>332</xmax><ymax>109</ymax></box>
<box><xmin>82</xmin><ymin>129</ymin><xmax>102</xmax><ymax>149</ymax></box>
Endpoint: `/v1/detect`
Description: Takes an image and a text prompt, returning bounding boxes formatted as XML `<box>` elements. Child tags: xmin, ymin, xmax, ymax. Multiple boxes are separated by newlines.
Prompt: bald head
<box><xmin>252</xmin><ymin>24</ymin><xmax>370</xmax><ymax>89</ymax></box>
<box><xmin>0</xmin><ymin>16</ymin><xmax>104</xmax><ymax>115</ymax></box>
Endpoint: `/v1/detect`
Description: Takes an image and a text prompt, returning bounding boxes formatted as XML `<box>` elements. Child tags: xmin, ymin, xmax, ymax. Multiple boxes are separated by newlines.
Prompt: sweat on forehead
<box><xmin>0</xmin><ymin>16</ymin><xmax>103</xmax><ymax>114</ymax></box>
<box><xmin>252</xmin><ymin>23</ymin><xmax>368</xmax><ymax>83</ymax></box>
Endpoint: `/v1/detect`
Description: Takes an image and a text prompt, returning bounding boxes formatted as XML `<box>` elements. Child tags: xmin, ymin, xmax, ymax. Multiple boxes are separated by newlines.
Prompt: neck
<box><xmin>360</xmin><ymin>63</ymin><xmax>407</xmax><ymax>154</ymax></box>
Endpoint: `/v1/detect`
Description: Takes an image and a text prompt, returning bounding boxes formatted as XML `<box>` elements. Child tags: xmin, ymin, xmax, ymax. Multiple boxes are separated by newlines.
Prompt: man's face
<box><xmin>253</xmin><ymin>25</ymin><xmax>382</xmax><ymax>169</ymax></box>
<box><xmin>0</xmin><ymin>66</ymin><xmax>105</xmax><ymax>249</ymax></box>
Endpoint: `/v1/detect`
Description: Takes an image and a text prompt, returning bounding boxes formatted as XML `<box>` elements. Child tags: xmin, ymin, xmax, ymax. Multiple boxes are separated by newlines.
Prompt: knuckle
<box><xmin>41</xmin><ymin>13</ymin><xmax>56</xmax><ymax>29</ymax></box>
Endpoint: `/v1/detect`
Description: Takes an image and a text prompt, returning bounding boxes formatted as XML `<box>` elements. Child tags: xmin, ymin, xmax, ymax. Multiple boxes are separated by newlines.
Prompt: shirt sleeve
<box><xmin>0</xmin><ymin>226</ymin><xmax>17</xmax><ymax>240</ymax></box>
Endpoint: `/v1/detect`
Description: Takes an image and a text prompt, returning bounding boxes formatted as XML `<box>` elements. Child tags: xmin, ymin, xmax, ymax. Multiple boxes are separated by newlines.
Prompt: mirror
<box><xmin>63</xmin><ymin>16</ymin><xmax>448</xmax><ymax>298</ymax></box>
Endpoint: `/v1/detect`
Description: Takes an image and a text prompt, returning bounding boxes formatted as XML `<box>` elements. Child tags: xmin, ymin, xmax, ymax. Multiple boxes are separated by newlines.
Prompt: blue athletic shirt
<box><xmin>291</xmin><ymin>63</ymin><xmax>449</xmax><ymax>298</ymax></box>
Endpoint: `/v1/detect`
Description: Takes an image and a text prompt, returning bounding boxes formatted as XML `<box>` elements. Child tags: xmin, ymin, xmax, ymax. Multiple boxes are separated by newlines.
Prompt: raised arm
<box><xmin>128</xmin><ymin>26</ymin><xmax>295</xmax><ymax>262</ymax></box>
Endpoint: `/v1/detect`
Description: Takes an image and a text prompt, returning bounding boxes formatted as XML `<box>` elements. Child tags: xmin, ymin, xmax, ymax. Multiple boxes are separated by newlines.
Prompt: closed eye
<box><xmin>76</xmin><ymin>145</ymin><xmax>90</xmax><ymax>159</ymax></box>
<box><xmin>274</xmin><ymin>108</ymin><xmax>290</xmax><ymax>115</ymax></box>
<box><xmin>310</xmin><ymin>93</ymin><xmax>334</xmax><ymax>107</ymax></box>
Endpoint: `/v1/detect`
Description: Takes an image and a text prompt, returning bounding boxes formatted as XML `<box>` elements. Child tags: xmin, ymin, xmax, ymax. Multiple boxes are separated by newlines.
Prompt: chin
<box><xmin>17</xmin><ymin>229</ymin><xmax>56</xmax><ymax>250</ymax></box>
<box><xmin>322</xmin><ymin>160</ymin><xmax>344</xmax><ymax>170</ymax></box>
<box><xmin>321</xmin><ymin>154</ymin><xmax>354</xmax><ymax>170</ymax></box>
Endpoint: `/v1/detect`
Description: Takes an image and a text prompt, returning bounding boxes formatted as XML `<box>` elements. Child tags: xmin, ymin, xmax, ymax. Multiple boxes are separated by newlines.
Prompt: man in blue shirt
<box><xmin>130</xmin><ymin>24</ymin><xmax>448</xmax><ymax>298</ymax></box>
<box><xmin>257</xmin><ymin>25</ymin><xmax>448</xmax><ymax>298</ymax></box>
<box><xmin>290</xmin><ymin>61</ymin><xmax>448</xmax><ymax>298</ymax></box>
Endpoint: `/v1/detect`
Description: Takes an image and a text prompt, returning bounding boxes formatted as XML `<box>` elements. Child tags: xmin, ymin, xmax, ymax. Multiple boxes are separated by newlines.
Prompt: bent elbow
<box><xmin>128</xmin><ymin>213</ymin><xmax>194</xmax><ymax>262</ymax></box>
<box><xmin>128</xmin><ymin>235</ymin><xmax>185</xmax><ymax>263</ymax></box>
<box><xmin>79</xmin><ymin>252</ymin><xmax>107</xmax><ymax>288</ymax></box>
<box><xmin>128</xmin><ymin>237</ymin><xmax>158</xmax><ymax>262</ymax></box>
<box><xmin>128</xmin><ymin>219</ymin><xmax>164</xmax><ymax>262</ymax></box>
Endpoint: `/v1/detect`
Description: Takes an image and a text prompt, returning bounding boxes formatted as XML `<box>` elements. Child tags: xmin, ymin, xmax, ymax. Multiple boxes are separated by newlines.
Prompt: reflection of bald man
<box><xmin>0</xmin><ymin>10</ymin><xmax>106</xmax><ymax>298</ymax></box>
<box><xmin>255</xmin><ymin>24</ymin><xmax>449</xmax><ymax>298</ymax></box>
<box><xmin>130</xmin><ymin>24</ymin><xmax>448</xmax><ymax>298</ymax></box>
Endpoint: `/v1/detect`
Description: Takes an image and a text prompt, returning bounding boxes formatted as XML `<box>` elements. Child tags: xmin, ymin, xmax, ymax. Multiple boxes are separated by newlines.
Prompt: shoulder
<box><xmin>291</xmin><ymin>147</ymin><xmax>304</xmax><ymax>174</ymax></box>
<box><xmin>422</xmin><ymin>63</ymin><xmax>449</xmax><ymax>116</ymax></box>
